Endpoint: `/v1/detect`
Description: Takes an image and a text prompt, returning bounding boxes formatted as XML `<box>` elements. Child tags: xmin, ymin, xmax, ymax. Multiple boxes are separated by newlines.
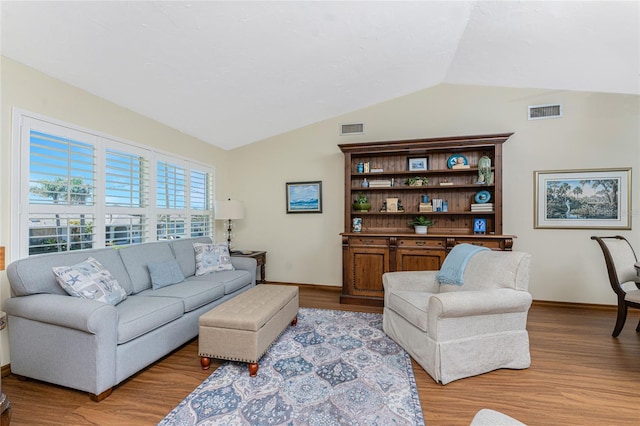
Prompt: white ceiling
<box><xmin>1</xmin><ymin>1</ymin><xmax>638</xmax><ymax>150</ymax></box>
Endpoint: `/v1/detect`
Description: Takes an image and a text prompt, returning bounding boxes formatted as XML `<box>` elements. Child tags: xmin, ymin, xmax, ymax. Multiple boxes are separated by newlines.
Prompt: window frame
<box><xmin>11</xmin><ymin>108</ymin><xmax>216</xmax><ymax>258</ymax></box>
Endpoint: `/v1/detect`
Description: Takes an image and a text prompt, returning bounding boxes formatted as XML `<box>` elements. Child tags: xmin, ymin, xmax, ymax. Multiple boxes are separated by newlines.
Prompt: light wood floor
<box><xmin>2</xmin><ymin>285</ymin><xmax>639</xmax><ymax>425</ymax></box>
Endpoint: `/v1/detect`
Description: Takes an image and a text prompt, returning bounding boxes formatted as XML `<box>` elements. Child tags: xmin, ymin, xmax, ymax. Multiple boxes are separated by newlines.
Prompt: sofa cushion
<box><xmin>170</xmin><ymin>237</ymin><xmax>212</xmax><ymax>278</ymax></box>
<box><xmin>148</xmin><ymin>260</ymin><xmax>185</xmax><ymax>289</ymax></box>
<box><xmin>116</xmin><ymin>295</ymin><xmax>184</xmax><ymax>344</ymax></box>
<box><xmin>119</xmin><ymin>242</ymin><xmax>176</xmax><ymax>293</ymax></box>
<box><xmin>7</xmin><ymin>247</ymin><xmax>132</xmax><ymax>296</ymax></box>
<box><xmin>187</xmin><ymin>270</ymin><xmax>252</xmax><ymax>294</ymax></box>
<box><xmin>52</xmin><ymin>257</ymin><xmax>128</xmax><ymax>306</ymax></box>
<box><xmin>193</xmin><ymin>243</ymin><xmax>234</xmax><ymax>275</ymax></box>
<box><xmin>138</xmin><ymin>280</ymin><xmax>226</xmax><ymax>312</ymax></box>
<box><xmin>387</xmin><ymin>290</ymin><xmax>433</xmax><ymax>332</ymax></box>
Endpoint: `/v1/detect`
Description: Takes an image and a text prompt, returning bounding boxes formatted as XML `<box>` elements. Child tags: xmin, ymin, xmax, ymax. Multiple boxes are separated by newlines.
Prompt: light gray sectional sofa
<box><xmin>4</xmin><ymin>236</ymin><xmax>256</xmax><ymax>401</ymax></box>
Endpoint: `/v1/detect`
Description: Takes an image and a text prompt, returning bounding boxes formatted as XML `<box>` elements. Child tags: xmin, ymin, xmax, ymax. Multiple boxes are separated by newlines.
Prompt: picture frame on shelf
<box><xmin>407</xmin><ymin>157</ymin><xmax>428</xmax><ymax>171</ymax></box>
<box><xmin>286</xmin><ymin>181</ymin><xmax>323</xmax><ymax>214</ymax></box>
<box><xmin>386</xmin><ymin>197</ymin><xmax>399</xmax><ymax>212</ymax></box>
<box><xmin>534</xmin><ymin>168</ymin><xmax>631</xmax><ymax>229</ymax></box>
<box><xmin>474</xmin><ymin>217</ymin><xmax>487</xmax><ymax>234</ymax></box>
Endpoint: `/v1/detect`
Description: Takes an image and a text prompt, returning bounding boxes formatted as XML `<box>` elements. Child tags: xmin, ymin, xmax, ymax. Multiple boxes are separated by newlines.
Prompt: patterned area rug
<box><xmin>159</xmin><ymin>308</ymin><xmax>425</xmax><ymax>425</ymax></box>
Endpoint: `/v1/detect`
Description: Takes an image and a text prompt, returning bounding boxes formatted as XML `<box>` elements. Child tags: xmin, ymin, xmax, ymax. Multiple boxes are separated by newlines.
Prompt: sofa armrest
<box><xmin>4</xmin><ymin>294</ymin><xmax>117</xmax><ymax>334</ymax></box>
<box><xmin>383</xmin><ymin>271</ymin><xmax>439</xmax><ymax>305</ymax></box>
<box><xmin>429</xmin><ymin>288</ymin><xmax>532</xmax><ymax>320</ymax></box>
<box><xmin>230</xmin><ymin>256</ymin><xmax>258</xmax><ymax>285</ymax></box>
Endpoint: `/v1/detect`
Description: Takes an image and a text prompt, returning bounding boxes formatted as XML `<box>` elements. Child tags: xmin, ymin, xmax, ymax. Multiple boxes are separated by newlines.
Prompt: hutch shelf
<box><xmin>339</xmin><ymin>133</ymin><xmax>516</xmax><ymax>306</ymax></box>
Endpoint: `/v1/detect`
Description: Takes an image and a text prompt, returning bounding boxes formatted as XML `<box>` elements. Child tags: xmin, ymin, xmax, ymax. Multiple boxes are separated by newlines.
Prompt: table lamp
<box><xmin>214</xmin><ymin>199</ymin><xmax>245</xmax><ymax>248</ymax></box>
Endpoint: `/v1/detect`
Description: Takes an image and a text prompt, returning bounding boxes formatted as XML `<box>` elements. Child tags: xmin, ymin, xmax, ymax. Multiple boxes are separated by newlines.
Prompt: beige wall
<box><xmin>229</xmin><ymin>84</ymin><xmax>639</xmax><ymax>305</ymax></box>
<box><xmin>0</xmin><ymin>57</ymin><xmax>230</xmax><ymax>365</ymax></box>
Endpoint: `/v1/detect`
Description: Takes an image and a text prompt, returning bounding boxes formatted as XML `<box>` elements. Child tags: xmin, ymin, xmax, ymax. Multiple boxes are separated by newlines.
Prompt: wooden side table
<box><xmin>231</xmin><ymin>250</ymin><xmax>267</xmax><ymax>284</ymax></box>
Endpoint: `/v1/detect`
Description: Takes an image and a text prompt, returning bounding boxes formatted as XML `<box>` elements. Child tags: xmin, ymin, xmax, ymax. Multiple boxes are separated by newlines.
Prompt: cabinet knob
<box><xmin>415</xmin><ymin>241</ymin><xmax>426</xmax><ymax>246</ymax></box>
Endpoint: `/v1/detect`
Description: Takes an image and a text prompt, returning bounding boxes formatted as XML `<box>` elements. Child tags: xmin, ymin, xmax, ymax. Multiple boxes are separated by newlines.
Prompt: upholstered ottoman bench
<box><xmin>198</xmin><ymin>284</ymin><xmax>299</xmax><ymax>376</ymax></box>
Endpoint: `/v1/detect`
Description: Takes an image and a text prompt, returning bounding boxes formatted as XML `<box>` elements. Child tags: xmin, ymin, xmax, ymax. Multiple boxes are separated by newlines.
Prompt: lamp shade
<box><xmin>215</xmin><ymin>199</ymin><xmax>245</xmax><ymax>220</ymax></box>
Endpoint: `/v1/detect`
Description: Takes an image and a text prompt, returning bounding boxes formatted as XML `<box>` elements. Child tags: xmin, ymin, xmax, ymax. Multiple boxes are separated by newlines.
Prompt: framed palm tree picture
<box><xmin>534</xmin><ymin>168</ymin><xmax>631</xmax><ymax>229</ymax></box>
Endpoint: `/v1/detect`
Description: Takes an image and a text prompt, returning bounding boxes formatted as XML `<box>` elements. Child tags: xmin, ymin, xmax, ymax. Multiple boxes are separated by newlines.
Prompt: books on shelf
<box><xmin>471</xmin><ymin>203</ymin><xmax>494</xmax><ymax>212</ymax></box>
<box><xmin>368</xmin><ymin>179</ymin><xmax>392</xmax><ymax>188</ymax></box>
<box><xmin>370</xmin><ymin>168</ymin><xmax>384</xmax><ymax>173</ymax></box>
<box><xmin>431</xmin><ymin>198</ymin><xmax>448</xmax><ymax>212</ymax></box>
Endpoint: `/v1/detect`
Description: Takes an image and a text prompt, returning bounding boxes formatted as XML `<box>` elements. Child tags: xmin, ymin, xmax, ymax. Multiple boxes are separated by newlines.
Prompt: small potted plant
<box><xmin>353</xmin><ymin>193</ymin><xmax>371</xmax><ymax>212</ymax></box>
<box><xmin>405</xmin><ymin>177</ymin><xmax>429</xmax><ymax>187</ymax></box>
<box><xmin>408</xmin><ymin>215</ymin><xmax>433</xmax><ymax>234</ymax></box>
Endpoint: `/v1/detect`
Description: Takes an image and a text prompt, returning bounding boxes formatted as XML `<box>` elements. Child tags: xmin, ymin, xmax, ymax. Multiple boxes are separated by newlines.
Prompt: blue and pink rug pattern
<box><xmin>159</xmin><ymin>308</ymin><xmax>425</xmax><ymax>425</ymax></box>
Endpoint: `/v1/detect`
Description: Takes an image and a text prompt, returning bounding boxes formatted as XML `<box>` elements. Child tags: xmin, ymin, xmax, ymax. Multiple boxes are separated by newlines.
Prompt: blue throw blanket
<box><xmin>436</xmin><ymin>243</ymin><xmax>489</xmax><ymax>285</ymax></box>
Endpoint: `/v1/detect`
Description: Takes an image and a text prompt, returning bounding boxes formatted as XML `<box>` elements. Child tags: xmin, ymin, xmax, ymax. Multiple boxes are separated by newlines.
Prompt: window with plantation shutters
<box><xmin>105</xmin><ymin>148</ymin><xmax>146</xmax><ymax>208</ymax></box>
<box><xmin>156</xmin><ymin>160</ymin><xmax>187</xmax><ymax>240</ymax></box>
<box><xmin>26</xmin><ymin>125</ymin><xmax>96</xmax><ymax>254</ymax></box>
<box><xmin>157</xmin><ymin>161</ymin><xmax>186</xmax><ymax>209</ymax></box>
<box><xmin>105</xmin><ymin>147</ymin><xmax>149</xmax><ymax>245</ymax></box>
<box><xmin>13</xmin><ymin>110</ymin><xmax>216</xmax><ymax>258</ymax></box>
<box><xmin>29</xmin><ymin>130</ymin><xmax>95</xmax><ymax>206</ymax></box>
<box><xmin>156</xmin><ymin>159</ymin><xmax>213</xmax><ymax>240</ymax></box>
<box><xmin>190</xmin><ymin>168</ymin><xmax>213</xmax><ymax>237</ymax></box>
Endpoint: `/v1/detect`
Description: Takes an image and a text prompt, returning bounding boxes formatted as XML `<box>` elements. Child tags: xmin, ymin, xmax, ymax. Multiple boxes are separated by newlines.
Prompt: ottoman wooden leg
<box><xmin>200</xmin><ymin>356</ymin><xmax>211</xmax><ymax>370</ymax></box>
<box><xmin>248</xmin><ymin>363</ymin><xmax>259</xmax><ymax>377</ymax></box>
<box><xmin>291</xmin><ymin>316</ymin><xmax>298</xmax><ymax>326</ymax></box>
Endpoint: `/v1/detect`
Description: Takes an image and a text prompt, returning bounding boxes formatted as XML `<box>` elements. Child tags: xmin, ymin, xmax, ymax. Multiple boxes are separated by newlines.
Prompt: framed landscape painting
<box><xmin>534</xmin><ymin>168</ymin><xmax>631</xmax><ymax>229</ymax></box>
<box><xmin>286</xmin><ymin>181</ymin><xmax>322</xmax><ymax>213</ymax></box>
<box><xmin>407</xmin><ymin>157</ymin><xmax>428</xmax><ymax>171</ymax></box>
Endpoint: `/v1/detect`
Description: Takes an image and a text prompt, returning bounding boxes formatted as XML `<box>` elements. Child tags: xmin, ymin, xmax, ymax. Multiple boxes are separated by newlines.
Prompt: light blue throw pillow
<box><xmin>193</xmin><ymin>242</ymin><xmax>234</xmax><ymax>276</ymax></box>
<box><xmin>148</xmin><ymin>259</ymin><xmax>185</xmax><ymax>289</ymax></box>
<box><xmin>52</xmin><ymin>257</ymin><xmax>127</xmax><ymax>305</ymax></box>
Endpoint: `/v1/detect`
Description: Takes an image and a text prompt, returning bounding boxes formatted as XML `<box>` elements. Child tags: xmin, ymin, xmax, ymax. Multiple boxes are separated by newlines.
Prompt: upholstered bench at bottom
<box><xmin>198</xmin><ymin>284</ymin><xmax>299</xmax><ymax>376</ymax></box>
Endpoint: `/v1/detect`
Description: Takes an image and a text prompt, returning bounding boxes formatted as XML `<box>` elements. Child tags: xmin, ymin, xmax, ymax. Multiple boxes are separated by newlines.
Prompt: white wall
<box><xmin>229</xmin><ymin>84</ymin><xmax>639</xmax><ymax>306</ymax></box>
<box><xmin>0</xmin><ymin>56</ymin><xmax>230</xmax><ymax>366</ymax></box>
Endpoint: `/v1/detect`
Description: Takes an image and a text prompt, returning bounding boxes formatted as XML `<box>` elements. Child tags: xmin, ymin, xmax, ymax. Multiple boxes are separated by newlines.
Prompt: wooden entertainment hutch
<box><xmin>339</xmin><ymin>133</ymin><xmax>515</xmax><ymax>306</ymax></box>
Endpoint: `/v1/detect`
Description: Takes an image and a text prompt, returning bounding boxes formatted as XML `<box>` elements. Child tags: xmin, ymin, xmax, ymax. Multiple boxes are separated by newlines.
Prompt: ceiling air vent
<box><xmin>340</xmin><ymin>123</ymin><xmax>364</xmax><ymax>135</ymax></box>
<box><xmin>528</xmin><ymin>104</ymin><xmax>562</xmax><ymax>120</ymax></box>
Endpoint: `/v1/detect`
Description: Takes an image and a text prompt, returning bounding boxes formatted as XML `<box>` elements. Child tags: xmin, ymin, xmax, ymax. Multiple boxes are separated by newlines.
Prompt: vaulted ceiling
<box><xmin>1</xmin><ymin>1</ymin><xmax>638</xmax><ymax>150</ymax></box>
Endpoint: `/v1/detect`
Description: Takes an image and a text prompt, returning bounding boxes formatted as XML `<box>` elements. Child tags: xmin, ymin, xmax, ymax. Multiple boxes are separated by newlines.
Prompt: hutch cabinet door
<box><xmin>341</xmin><ymin>238</ymin><xmax>390</xmax><ymax>305</ymax></box>
<box><xmin>349</xmin><ymin>246</ymin><xmax>388</xmax><ymax>297</ymax></box>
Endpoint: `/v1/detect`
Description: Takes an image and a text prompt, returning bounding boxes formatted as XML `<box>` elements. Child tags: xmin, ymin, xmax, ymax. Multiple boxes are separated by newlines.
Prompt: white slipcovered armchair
<box><xmin>383</xmin><ymin>248</ymin><xmax>532</xmax><ymax>384</ymax></box>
